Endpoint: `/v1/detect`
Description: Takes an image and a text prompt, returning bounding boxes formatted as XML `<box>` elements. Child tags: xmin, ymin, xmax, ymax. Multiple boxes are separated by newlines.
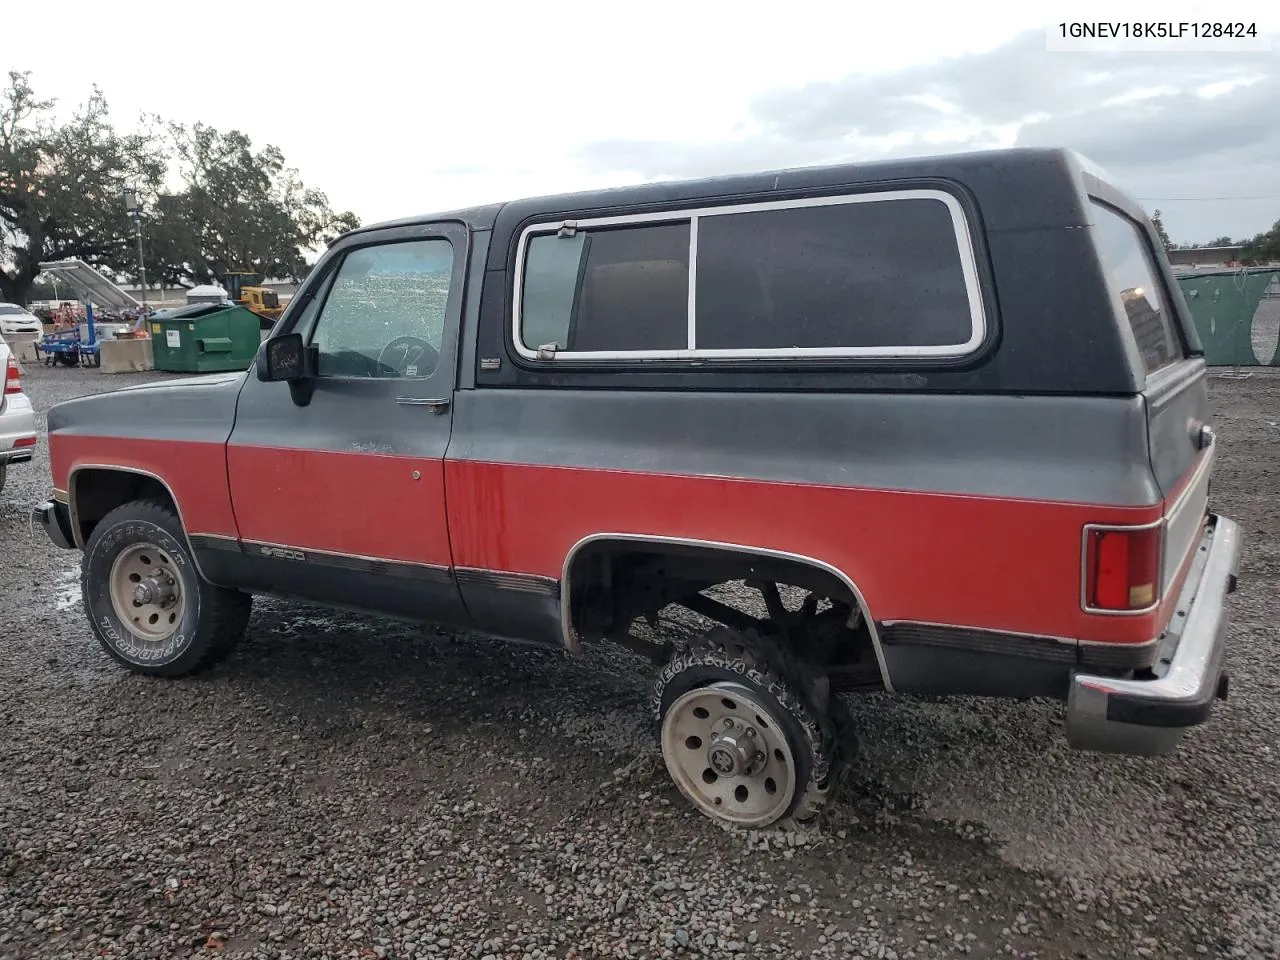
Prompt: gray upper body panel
<box><xmin>46</xmin><ymin>372</ymin><xmax>246</xmax><ymax>442</ymax></box>
<box><xmin>446</xmin><ymin>387</ymin><xmax>1162</xmax><ymax>507</ymax></box>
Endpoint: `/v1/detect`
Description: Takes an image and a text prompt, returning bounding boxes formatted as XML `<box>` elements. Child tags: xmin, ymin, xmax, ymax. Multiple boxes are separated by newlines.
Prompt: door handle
<box><xmin>395</xmin><ymin>396</ymin><xmax>450</xmax><ymax>414</ymax></box>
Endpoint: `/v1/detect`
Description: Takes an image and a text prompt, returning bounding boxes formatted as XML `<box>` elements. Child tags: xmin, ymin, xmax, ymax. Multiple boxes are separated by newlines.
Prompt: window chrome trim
<box><xmin>511</xmin><ymin>189</ymin><xmax>988</xmax><ymax>363</ymax></box>
<box><xmin>686</xmin><ymin>216</ymin><xmax>699</xmax><ymax>350</ymax></box>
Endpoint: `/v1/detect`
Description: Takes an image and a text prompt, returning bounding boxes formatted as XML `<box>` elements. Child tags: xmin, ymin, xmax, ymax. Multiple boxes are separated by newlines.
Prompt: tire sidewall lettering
<box><xmin>653</xmin><ymin>631</ymin><xmax>834</xmax><ymax>823</ymax></box>
<box><xmin>85</xmin><ymin>518</ymin><xmax>201</xmax><ymax>668</ymax></box>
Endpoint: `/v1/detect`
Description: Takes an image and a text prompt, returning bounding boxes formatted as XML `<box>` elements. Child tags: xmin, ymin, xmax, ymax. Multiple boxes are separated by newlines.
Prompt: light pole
<box><xmin>122</xmin><ymin>186</ymin><xmax>147</xmax><ymax>315</ymax></box>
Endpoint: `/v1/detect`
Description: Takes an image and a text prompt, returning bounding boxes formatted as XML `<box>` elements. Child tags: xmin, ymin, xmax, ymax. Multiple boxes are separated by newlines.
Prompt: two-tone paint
<box><xmin>40</xmin><ymin>147</ymin><xmax>1221</xmax><ymax>700</ymax></box>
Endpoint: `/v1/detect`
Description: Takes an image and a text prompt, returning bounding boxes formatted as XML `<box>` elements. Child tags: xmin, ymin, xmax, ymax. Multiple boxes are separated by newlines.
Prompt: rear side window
<box><xmin>1091</xmin><ymin>202</ymin><xmax>1184</xmax><ymax>375</ymax></box>
<box><xmin>522</xmin><ymin>223</ymin><xmax>689</xmax><ymax>353</ymax></box>
<box><xmin>514</xmin><ymin>189</ymin><xmax>986</xmax><ymax>361</ymax></box>
<box><xmin>695</xmin><ymin>200</ymin><xmax>974</xmax><ymax>350</ymax></box>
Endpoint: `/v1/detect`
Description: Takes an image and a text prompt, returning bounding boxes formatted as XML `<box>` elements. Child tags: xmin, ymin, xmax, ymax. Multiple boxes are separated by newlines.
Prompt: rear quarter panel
<box><xmin>445</xmin><ymin>388</ymin><xmax>1165</xmax><ymax>645</ymax></box>
<box><xmin>452</xmin><ymin>149</ymin><xmax>1171</xmax><ymax>659</ymax></box>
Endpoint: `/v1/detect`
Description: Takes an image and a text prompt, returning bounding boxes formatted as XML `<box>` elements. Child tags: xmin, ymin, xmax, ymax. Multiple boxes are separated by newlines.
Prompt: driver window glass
<box><xmin>310</xmin><ymin>238</ymin><xmax>454</xmax><ymax>379</ymax></box>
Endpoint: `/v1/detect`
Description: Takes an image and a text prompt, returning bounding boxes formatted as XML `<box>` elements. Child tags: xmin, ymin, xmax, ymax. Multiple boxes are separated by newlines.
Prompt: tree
<box><xmin>150</xmin><ymin>123</ymin><xmax>359</xmax><ymax>288</ymax></box>
<box><xmin>1151</xmin><ymin>209</ymin><xmax>1174</xmax><ymax>250</ymax></box>
<box><xmin>1241</xmin><ymin>220</ymin><xmax>1280</xmax><ymax>262</ymax></box>
<box><xmin>0</xmin><ymin>71</ymin><xmax>163</xmax><ymax>305</ymax></box>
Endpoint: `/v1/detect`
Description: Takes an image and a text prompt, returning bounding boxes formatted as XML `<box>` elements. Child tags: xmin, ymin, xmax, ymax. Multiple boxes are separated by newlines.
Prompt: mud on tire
<box><xmin>81</xmin><ymin>498</ymin><xmax>252</xmax><ymax>677</ymax></box>
<box><xmin>652</xmin><ymin>625</ymin><xmax>840</xmax><ymax>828</ymax></box>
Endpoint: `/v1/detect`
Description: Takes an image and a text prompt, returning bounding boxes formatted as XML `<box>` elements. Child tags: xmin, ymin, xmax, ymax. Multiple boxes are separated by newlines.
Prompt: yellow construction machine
<box><xmin>223</xmin><ymin>273</ymin><xmax>286</xmax><ymax>328</ymax></box>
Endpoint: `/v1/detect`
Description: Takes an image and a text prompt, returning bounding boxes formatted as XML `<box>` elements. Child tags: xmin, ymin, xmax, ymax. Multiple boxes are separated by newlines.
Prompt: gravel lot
<box><xmin>1</xmin><ymin>364</ymin><xmax>1277</xmax><ymax>960</ymax></box>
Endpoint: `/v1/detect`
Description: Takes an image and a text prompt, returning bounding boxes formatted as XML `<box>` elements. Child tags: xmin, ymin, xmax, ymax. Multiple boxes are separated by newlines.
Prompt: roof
<box><xmin>346</xmin><ymin>147</ymin><xmax>1110</xmax><ymax>238</ymax></box>
<box><xmin>348</xmin><ymin>202</ymin><xmax>506</xmax><ymax>237</ymax></box>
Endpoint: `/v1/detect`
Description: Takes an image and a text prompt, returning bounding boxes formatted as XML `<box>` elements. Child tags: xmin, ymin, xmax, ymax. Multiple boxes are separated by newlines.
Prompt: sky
<box><xmin>4</xmin><ymin>0</ymin><xmax>1279</xmax><ymax>246</ymax></box>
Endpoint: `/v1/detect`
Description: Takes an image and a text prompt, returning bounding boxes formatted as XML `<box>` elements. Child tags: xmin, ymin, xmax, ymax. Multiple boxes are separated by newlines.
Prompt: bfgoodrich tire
<box><xmin>653</xmin><ymin>626</ymin><xmax>837</xmax><ymax>829</ymax></box>
<box><xmin>81</xmin><ymin>498</ymin><xmax>252</xmax><ymax>677</ymax></box>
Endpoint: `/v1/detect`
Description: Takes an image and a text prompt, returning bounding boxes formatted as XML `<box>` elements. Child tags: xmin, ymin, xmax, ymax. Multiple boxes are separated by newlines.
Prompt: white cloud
<box><xmin>4</xmin><ymin>0</ymin><xmax>1279</xmax><ymax>243</ymax></box>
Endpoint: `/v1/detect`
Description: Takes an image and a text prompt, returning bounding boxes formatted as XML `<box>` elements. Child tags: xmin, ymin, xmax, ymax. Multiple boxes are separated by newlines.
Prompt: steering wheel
<box><xmin>376</xmin><ymin>336</ymin><xmax>438</xmax><ymax>378</ymax></box>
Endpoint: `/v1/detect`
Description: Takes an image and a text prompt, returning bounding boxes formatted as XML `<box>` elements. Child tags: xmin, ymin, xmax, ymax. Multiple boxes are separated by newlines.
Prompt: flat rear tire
<box><xmin>654</xmin><ymin>626</ymin><xmax>835</xmax><ymax>829</ymax></box>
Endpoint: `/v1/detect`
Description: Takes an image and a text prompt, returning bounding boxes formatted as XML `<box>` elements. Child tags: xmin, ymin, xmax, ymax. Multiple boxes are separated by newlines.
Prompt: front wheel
<box><xmin>81</xmin><ymin>499</ymin><xmax>252</xmax><ymax>676</ymax></box>
<box><xmin>653</xmin><ymin>626</ymin><xmax>836</xmax><ymax>829</ymax></box>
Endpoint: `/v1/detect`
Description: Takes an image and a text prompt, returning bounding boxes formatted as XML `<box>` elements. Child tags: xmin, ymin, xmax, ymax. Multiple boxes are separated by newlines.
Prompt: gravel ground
<box><xmin>1</xmin><ymin>363</ymin><xmax>1277</xmax><ymax>960</ymax></box>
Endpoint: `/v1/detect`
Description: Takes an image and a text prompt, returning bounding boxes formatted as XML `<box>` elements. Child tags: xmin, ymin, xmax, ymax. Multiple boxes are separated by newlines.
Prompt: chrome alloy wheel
<box><xmin>660</xmin><ymin>680</ymin><xmax>798</xmax><ymax>827</ymax></box>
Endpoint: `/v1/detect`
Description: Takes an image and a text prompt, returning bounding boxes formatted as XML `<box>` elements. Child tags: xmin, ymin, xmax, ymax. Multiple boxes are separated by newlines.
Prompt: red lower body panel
<box><xmin>52</xmin><ymin>433</ymin><xmax>1175</xmax><ymax>647</ymax></box>
<box><xmin>226</xmin><ymin>445</ymin><xmax>454</xmax><ymax>567</ymax></box>
<box><xmin>53</xmin><ymin>436</ymin><xmax>238</xmax><ymax>538</ymax></box>
<box><xmin>446</xmin><ymin>460</ymin><xmax>1165</xmax><ymax>645</ymax></box>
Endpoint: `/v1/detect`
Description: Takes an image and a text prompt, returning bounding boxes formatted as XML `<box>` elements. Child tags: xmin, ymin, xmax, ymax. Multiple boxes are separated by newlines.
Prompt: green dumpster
<box><xmin>149</xmin><ymin>302</ymin><xmax>263</xmax><ymax>373</ymax></box>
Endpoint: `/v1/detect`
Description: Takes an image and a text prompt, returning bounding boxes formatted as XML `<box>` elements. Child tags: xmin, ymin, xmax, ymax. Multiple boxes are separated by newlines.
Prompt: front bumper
<box><xmin>33</xmin><ymin>498</ymin><xmax>76</xmax><ymax>550</ymax></box>
<box><xmin>1066</xmin><ymin>513</ymin><xmax>1242</xmax><ymax>756</ymax></box>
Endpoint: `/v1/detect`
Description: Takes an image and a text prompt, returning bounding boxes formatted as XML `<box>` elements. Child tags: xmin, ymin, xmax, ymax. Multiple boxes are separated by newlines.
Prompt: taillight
<box><xmin>4</xmin><ymin>356</ymin><xmax>21</xmax><ymax>394</ymax></box>
<box><xmin>1083</xmin><ymin>524</ymin><xmax>1162</xmax><ymax>612</ymax></box>
<box><xmin>14</xmin><ymin>436</ymin><xmax>35</xmax><ymax>448</ymax></box>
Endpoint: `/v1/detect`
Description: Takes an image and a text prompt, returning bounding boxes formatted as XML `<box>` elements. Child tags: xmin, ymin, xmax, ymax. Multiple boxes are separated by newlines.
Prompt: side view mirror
<box><xmin>256</xmin><ymin>332</ymin><xmax>317</xmax><ymax>407</ymax></box>
<box><xmin>257</xmin><ymin>332</ymin><xmax>309</xmax><ymax>382</ymax></box>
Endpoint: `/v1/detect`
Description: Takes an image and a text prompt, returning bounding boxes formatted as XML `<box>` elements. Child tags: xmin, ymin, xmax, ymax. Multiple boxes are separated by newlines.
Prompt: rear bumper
<box><xmin>0</xmin><ymin>393</ymin><xmax>38</xmax><ymax>463</ymax></box>
<box><xmin>0</xmin><ymin>444</ymin><xmax>35</xmax><ymax>464</ymax></box>
<box><xmin>1066</xmin><ymin>513</ymin><xmax>1242</xmax><ymax>756</ymax></box>
<box><xmin>33</xmin><ymin>498</ymin><xmax>76</xmax><ymax>551</ymax></box>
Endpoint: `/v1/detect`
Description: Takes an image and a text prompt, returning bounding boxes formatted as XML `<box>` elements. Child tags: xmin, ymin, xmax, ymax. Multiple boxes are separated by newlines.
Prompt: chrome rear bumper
<box><xmin>1066</xmin><ymin>514</ymin><xmax>1241</xmax><ymax>756</ymax></box>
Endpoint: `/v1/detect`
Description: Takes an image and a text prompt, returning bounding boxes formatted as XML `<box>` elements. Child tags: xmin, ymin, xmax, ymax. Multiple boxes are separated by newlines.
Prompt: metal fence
<box><xmin>1176</xmin><ymin>267</ymin><xmax>1280</xmax><ymax>367</ymax></box>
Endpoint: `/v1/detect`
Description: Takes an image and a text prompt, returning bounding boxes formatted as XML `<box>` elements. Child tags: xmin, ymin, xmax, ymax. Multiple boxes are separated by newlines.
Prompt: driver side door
<box><xmin>222</xmin><ymin>222</ymin><xmax>469</xmax><ymax>625</ymax></box>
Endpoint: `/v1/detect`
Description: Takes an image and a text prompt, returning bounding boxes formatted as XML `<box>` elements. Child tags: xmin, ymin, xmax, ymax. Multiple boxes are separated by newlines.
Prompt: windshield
<box><xmin>0</xmin><ymin>304</ymin><xmax>27</xmax><ymax>315</ymax></box>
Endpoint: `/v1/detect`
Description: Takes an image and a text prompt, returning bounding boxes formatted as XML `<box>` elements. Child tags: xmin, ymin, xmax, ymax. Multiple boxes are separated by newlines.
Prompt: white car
<box><xmin>0</xmin><ymin>303</ymin><xmax>43</xmax><ymax>337</ymax></box>
<box><xmin>0</xmin><ymin>332</ymin><xmax>38</xmax><ymax>495</ymax></box>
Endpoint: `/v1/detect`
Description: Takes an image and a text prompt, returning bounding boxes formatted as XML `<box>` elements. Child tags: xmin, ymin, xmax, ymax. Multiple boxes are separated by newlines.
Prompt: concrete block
<box><xmin>99</xmin><ymin>337</ymin><xmax>154</xmax><ymax>374</ymax></box>
<box><xmin>14</xmin><ymin>339</ymin><xmax>42</xmax><ymax>364</ymax></box>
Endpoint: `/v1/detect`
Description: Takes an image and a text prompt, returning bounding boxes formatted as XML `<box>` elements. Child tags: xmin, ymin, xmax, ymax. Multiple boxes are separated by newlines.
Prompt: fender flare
<box><xmin>67</xmin><ymin>463</ymin><xmax>214</xmax><ymax>583</ymax></box>
<box><xmin>558</xmin><ymin>532</ymin><xmax>892</xmax><ymax>692</ymax></box>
